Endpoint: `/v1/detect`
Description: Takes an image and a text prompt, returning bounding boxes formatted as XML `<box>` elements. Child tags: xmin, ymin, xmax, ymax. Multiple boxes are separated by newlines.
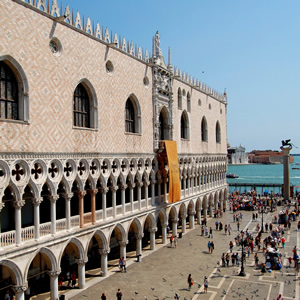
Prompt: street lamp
<box><xmin>239</xmin><ymin>230</ymin><xmax>246</xmax><ymax>277</ymax></box>
<box><xmin>260</xmin><ymin>202</ymin><xmax>267</xmax><ymax>233</ymax></box>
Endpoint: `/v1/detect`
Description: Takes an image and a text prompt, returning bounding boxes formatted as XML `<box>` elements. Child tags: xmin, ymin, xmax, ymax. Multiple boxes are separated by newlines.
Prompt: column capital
<box><xmin>77</xmin><ymin>190</ymin><xmax>86</xmax><ymax>198</ymax></box>
<box><xmin>162</xmin><ymin>223</ymin><xmax>168</xmax><ymax>228</ymax></box>
<box><xmin>137</xmin><ymin>182</ymin><xmax>144</xmax><ymax>187</ymax></box>
<box><xmin>89</xmin><ymin>189</ymin><xmax>98</xmax><ymax>196</ymax></box>
<box><xmin>144</xmin><ymin>181</ymin><xmax>150</xmax><ymax>187</ymax></box>
<box><xmin>121</xmin><ymin>184</ymin><xmax>127</xmax><ymax>191</ymax></box>
<box><xmin>13</xmin><ymin>200</ymin><xmax>25</xmax><ymax>209</ymax></box>
<box><xmin>99</xmin><ymin>248</ymin><xmax>110</xmax><ymax>255</ymax></box>
<box><xmin>31</xmin><ymin>197</ymin><xmax>43</xmax><ymax>206</ymax></box>
<box><xmin>47</xmin><ymin>270</ymin><xmax>61</xmax><ymax>277</ymax></box>
<box><xmin>101</xmin><ymin>187</ymin><xmax>109</xmax><ymax>194</ymax></box>
<box><xmin>129</xmin><ymin>183</ymin><xmax>136</xmax><ymax>189</ymax></box>
<box><xmin>151</xmin><ymin>180</ymin><xmax>156</xmax><ymax>185</ymax></box>
<box><xmin>172</xmin><ymin>219</ymin><xmax>178</xmax><ymax>224</ymax></box>
<box><xmin>189</xmin><ymin>211</ymin><xmax>196</xmax><ymax>216</ymax></box>
<box><xmin>118</xmin><ymin>241</ymin><xmax>128</xmax><ymax>247</ymax></box>
<box><xmin>181</xmin><ymin>214</ymin><xmax>187</xmax><ymax>219</ymax></box>
<box><xmin>62</xmin><ymin>192</ymin><xmax>73</xmax><ymax>200</ymax></box>
<box><xmin>12</xmin><ymin>285</ymin><xmax>27</xmax><ymax>293</ymax></box>
<box><xmin>110</xmin><ymin>185</ymin><xmax>119</xmax><ymax>192</ymax></box>
<box><xmin>135</xmin><ymin>234</ymin><xmax>143</xmax><ymax>240</ymax></box>
<box><xmin>49</xmin><ymin>195</ymin><xmax>59</xmax><ymax>203</ymax></box>
<box><xmin>148</xmin><ymin>227</ymin><xmax>157</xmax><ymax>233</ymax></box>
<box><xmin>75</xmin><ymin>258</ymin><xmax>88</xmax><ymax>265</ymax></box>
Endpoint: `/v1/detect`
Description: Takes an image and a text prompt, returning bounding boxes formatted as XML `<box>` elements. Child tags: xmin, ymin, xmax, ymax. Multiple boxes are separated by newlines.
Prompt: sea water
<box><xmin>227</xmin><ymin>155</ymin><xmax>300</xmax><ymax>194</ymax></box>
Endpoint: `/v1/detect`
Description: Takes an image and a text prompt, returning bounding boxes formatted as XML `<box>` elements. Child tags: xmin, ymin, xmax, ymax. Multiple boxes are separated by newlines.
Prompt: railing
<box><xmin>21</xmin><ymin>226</ymin><xmax>34</xmax><ymax>242</ymax></box>
<box><xmin>116</xmin><ymin>205</ymin><xmax>122</xmax><ymax>215</ymax></box>
<box><xmin>40</xmin><ymin>222</ymin><xmax>51</xmax><ymax>237</ymax></box>
<box><xmin>0</xmin><ymin>230</ymin><xmax>15</xmax><ymax>247</ymax></box>
<box><xmin>96</xmin><ymin>210</ymin><xmax>103</xmax><ymax>221</ymax></box>
<box><xmin>133</xmin><ymin>201</ymin><xmax>139</xmax><ymax>211</ymax></box>
<box><xmin>56</xmin><ymin>219</ymin><xmax>66</xmax><ymax>232</ymax></box>
<box><xmin>125</xmin><ymin>203</ymin><xmax>131</xmax><ymax>213</ymax></box>
<box><xmin>83</xmin><ymin>212</ymin><xmax>92</xmax><ymax>224</ymax></box>
<box><xmin>106</xmin><ymin>207</ymin><xmax>113</xmax><ymax>218</ymax></box>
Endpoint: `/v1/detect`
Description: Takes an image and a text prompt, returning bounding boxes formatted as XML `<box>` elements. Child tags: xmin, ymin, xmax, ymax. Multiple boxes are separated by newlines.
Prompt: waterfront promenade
<box><xmin>45</xmin><ymin>204</ymin><xmax>299</xmax><ymax>300</ymax></box>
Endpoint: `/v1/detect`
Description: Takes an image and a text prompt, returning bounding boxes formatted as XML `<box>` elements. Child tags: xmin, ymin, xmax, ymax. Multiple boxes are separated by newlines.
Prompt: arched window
<box><xmin>0</xmin><ymin>62</ymin><xmax>18</xmax><ymax>120</ymax></box>
<box><xmin>187</xmin><ymin>92</ymin><xmax>191</xmax><ymax>112</ymax></box>
<box><xmin>178</xmin><ymin>88</ymin><xmax>182</xmax><ymax>109</ymax></box>
<box><xmin>73</xmin><ymin>83</ymin><xmax>90</xmax><ymax>128</ymax></box>
<box><xmin>181</xmin><ymin>111</ymin><xmax>189</xmax><ymax>139</ymax></box>
<box><xmin>125</xmin><ymin>96</ymin><xmax>141</xmax><ymax>134</ymax></box>
<box><xmin>125</xmin><ymin>98</ymin><xmax>135</xmax><ymax>133</ymax></box>
<box><xmin>216</xmin><ymin>121</ymin><xmax>221</xmax><ymax>143</ymax></box>
<box><xmin>201</xmin><ymin>117</ymin><xmax>208</xmax><ymax>142</ymax></box>
<box><xmin>159</xmin><ymin>107</ymin><xmax>169</xmax><ymax>140</ymax></box>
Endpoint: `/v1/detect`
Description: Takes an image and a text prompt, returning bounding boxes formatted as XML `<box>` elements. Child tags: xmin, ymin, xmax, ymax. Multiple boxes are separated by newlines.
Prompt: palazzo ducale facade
<box><xmin>0</xmin><ymin>1</ymin><xmax>228</xmax><ymax>299</ymax></box>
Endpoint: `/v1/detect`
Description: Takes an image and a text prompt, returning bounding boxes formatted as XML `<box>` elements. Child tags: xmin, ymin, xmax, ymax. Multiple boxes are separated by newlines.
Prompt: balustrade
<box><xmin>0</xmin><ymin>230</ymin><xmax>16</xmax><ymax>247</ymax></box>
<box><xmin>21</xmin><ymin>226</ymin><xmax>34</xmax><ymax>242</ymax></box>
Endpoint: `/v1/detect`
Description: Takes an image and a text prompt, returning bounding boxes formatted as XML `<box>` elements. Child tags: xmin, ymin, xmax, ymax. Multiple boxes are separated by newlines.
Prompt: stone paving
<box><xmin>57</xmin><ymin>205</ymin><xmax>299</xmax><ymax>300</ymax></box>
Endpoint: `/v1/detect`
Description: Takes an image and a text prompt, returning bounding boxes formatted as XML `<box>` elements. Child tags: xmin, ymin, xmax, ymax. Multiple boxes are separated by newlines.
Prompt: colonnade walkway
<box><xmin>36</xmin><ymin>204</ymin><xmax>299</xmax><ymax>299</ymax></box>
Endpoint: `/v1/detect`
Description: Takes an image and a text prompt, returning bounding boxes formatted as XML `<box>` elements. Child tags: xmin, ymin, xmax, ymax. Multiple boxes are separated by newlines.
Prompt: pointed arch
<box><xmin>201</xmin><ymin>116</ymin><xmax>208</xmax><ymax>142</ymax></box>
<box><xmin>180</xmin><ymin>110</ymin><xmax>189</xmax><ymax>139</ymax></box>
<box><xmin>177</xmin><ymin>88</ymin><xmax>182</xmax><ymax>109</ymax></box>
<box><xmin>216</xmin><ymin>121</ymin><xmax>221</xmax><ymax>143</ymax></box>
<box><xmin>125</xmin><ymin>93</ymin><xmax>141</xmax><ymax>134</ymax></box>
<box><xmin>159</xmin><ymin>106</ymin><xmax>170</xmax><ymax>140</ymax></box>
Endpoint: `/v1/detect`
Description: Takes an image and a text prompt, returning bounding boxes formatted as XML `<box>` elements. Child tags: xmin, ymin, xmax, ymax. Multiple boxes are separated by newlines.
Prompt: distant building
<box><xmin>248</xmin><ymin>150</ymin><xmax>294</xmax><ymax>164</ymax></box>
<box><xmin>227</xmin><ymin>145</ymin><xmax>248</xmax><ymax>164</ymax></box>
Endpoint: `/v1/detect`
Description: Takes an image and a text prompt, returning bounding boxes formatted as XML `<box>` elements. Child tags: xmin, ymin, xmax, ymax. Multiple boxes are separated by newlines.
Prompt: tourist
<box><xmin>229</xmin><ymin>241</ymin><xmax>233</xmax><ymax>252</ymax></box>
<box><xmin>231</xmin><ymin>253</ymin><xmax>236</xmax><ymax>266</ymax></box>
<box><xmin>101</xmin><ymin>293</ymin><xmax>107</xmax><ymax>300</ymax></box>
<box><xmin>71</xmin><ymin>271</ymin><xmax>77</xmax><ymax>288</ymax></box>
<box><xmin>170</xmin><ymin>235</ymin><xmax>174</xmax><ymax>247</ymax></box>
<box><xmin>203</xmin><ymin>276</ymin><xmax>208</xmax><ymax>293</ymax></box>
<box><xmin>281</xmin><ymin>237</ymin><xmax>286</xmax><ymax>248</ymax></box>
<box><xmin>116</xmin><ymin>288</ymin><xmax>123</xmax><ymax>300</ymax></box>
<box><xmin>254</xmin><ymin>253</ymin><xmax>259</xmax><ymax>266</ymax></box>
<box><xmin>225</xmin><ymin>253</ymin><xmax>230</xmax><ymax>267</ymax></box>
<box><xmin>208</xmin><ymin>241</ymin><xmax>211</xmax><ymax>253</ymax></box>
<box><xmin>119</xmin><ymin>257</ymin><xmax>123</xmax><ymax>271</ymax></box>
<box><xmin>187</xmin><ymin>274</ymin><xmax>193</xmax><ymax>290</ymax></box>
<box><xmin>208</xmin><ymin>227</ymin><xmax>213</xmax><ymax>238</ymax></box>
<box><xmin>66</xmin><ymin>270</ymin><xmax>71</xmax><ymax>286</ymax></box>
<box><xmin>221</xmin><ymin>253</ymin><xmax>225</xmax><ymax>267</ymax></box>
<box><xmin>228</xmin><ymin>224</ymin><xmax>232</xmax><ymax>235</ymax></box>
<box><xmin>224</xmin><ymin>224</ymin><xmax>228</xmax><ymax>235</ymax></box>
<box><xmin>210</xmin><ymin>241</ymin><xmax>214</xmax><ymax>254</ymax></box>
<box><xmin>215</xmin><ymin>220</ymin><xmax>219</xmax><ymax>230</ymax></box>
<box><xmin>277</xmin><ymin>294</ymin><xmax>283</xmax><ymax>300</ymax></box>
<box><xmin>237</xmin><ymin>221</ymin><xmax>240</xmax><ymax>231</ymax></box>
<box><xmin>205</xmin><ymin>226</ymin><xmax>208</xmax><ymax>236</ymax></box>
<box><xmin>122</xmin><ymin>257</ymin><xmax>127</xmax><ymax>272</ymax></box>
<box><xmin>201</xmin><ymin>226</ymin><xmax>205</xmax><ymax>236</ymax></box>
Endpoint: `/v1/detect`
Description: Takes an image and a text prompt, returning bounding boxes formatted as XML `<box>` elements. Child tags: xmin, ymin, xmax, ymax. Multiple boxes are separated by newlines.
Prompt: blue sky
<box><xmin>66</xmin><ymin>0</ymin><xmax>300</xmax><ymax>153</ymax></box>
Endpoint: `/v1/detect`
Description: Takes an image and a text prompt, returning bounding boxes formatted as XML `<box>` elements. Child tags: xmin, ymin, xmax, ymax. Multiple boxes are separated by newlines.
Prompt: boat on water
<box><xmin>292</xmin><ymin>167</ymin><xmax>300</xmax><ymax>170</ymax></box>
<box><xmin>226</xmin><ymin>173</ymin><xmax>239</xmax><ymax>179</ymax></box>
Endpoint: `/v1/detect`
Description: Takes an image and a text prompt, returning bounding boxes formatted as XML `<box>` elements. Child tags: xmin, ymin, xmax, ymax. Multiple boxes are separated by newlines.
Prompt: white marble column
<box><xmin>209</xmin><ymin>202</ymin><xmax>213</xmax><ymax>217</ymax></box>
<box><xmin>196</xmin><ymin>208</ymin><xmax>202</xmax><ymax>225</ymax></box>
<box><xmin>50</xmin><ymin>195</ymin><xmax>59</xmax><ymax>235</ymax></box>
<box><xmin>14</xmin><ymin>200</ymin><xmax>25</xmax><ymax>246</ymax></box>
<box><xmin>118</xmin><ymin>241</ymin><xmax>127</xmax><ymax>259</ymax></box>
<box><xmin>90</xmin><ymin>189</ymin><xmax>97</xmax><ymax>224</ymax></box>
<box><xmin>149</xmin><ymin>228</ymin><xmax>157</xmax><ymax>250</ymax></box>
<box><xmin>12</xmin><ymin>285</ymin><xmax>26</xmax><ymax>300</ymax></box>
<box><xmin>181</xmin><ymin>214</ymin><xmax>187</xmax><ymax>233</ymax></box>
<box><xmin>189</xmin><ymin>211</ymin><xmax>195</xmax><ymax>229</ymax></box>
<box><xmin>172</xmin><ymin>219</ymin><xmax>178</xmax><ymax>237</ymax></box>
<box><xmin>111</xmin><ymin>186</ymin><xmax>118</xmax><ymax>218</ymax></box>
<box><xmin>183</xmin><ymin>176</ymin><xmax>186</xmax><ymax>197</ymax></box>
<box><xmin>101</xmin><ymin>187</ymin><xmax>109</xmax><ymax>220</ymax></box>
<box><xmin>203</xmin><ymin>206</ymin><xmax>208</xmax><ymax>222</ymax></box>
<box><xmin>162</xmin><ymin>223</ymin><xmax>167</xmax><ymax>244</ymax></box>
<box><xmin>121</xmin><ymin>184</ymin><xmax>127</xmax><ymax>215</ymax></box>
<box><xmin>99</xmin><ymin>249</ymin><xmax>110</xmax><ymax>277</ymax></box>
<box><xmin>137</xmin><ymin>182</ymin><xmax>142</xmax><ymax>210</ymax></box>
<box><xmin>32</xmin><ymin>197</ymin><xmax>43</xmax><ymax>241</ymax></box>
<box><xmin>129</xmin><ymin>183</ymin><xmax>135</xmax><ymax>212</ymax></box>
<box><xmin>144</xmin><ymin>181</ymin><xmax>149</xmax><ymax>208</ymax></box>
<box><xmin>63</xmin><ymin>193</ymin><xmax>72</xmax><ymax>231</ymax></box>
<box><xmin>135</xmin><ymin>234</ymin><xmax>143</xmax><ymax>256</ymax></box>
<box><xmin>163</xmin><ymin>179</ymin><xmax>167</xmax><ymax>203</ymax></box>
<box><xmin>151</xmin><ymin>180</ymin><xmax>155</xmax><ymax>206</ymax></box>
<box><xmin>76</xmin><ymin>258</ymin><xmax>88</xmax><ymax>289</ymax></box>
<box><xmin>158</xmin><ymin>179</ymin><xmax>162</xmax><ymax>202</ymax></box>
<box><xmin>48</xmin><ymin>270</ymin><xmax>60</xmax><ymax>300</ymax></box>
<box><xmin>77</xmin><ymin>191</ymin><xmax>86</xmax><ymax>228</ymax></box>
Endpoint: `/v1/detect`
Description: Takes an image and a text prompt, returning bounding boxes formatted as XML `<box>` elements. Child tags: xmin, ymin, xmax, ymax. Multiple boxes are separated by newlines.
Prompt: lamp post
<box><xmin>260</xmin><ymin>202</ymin><xmax>266</xmax><ymax>233</ymax></box>
<box><xmin>239</xmin><ymin>230</ymin><xmax>246</xmax><ymax>276</ymax></box>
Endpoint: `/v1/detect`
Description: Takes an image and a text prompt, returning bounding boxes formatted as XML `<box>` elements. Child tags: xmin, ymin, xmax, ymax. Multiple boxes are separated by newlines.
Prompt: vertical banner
<box><xmin>164</xmin><ymin>140</ymin><xmax>181</xmax><ymax>203</ymax></box>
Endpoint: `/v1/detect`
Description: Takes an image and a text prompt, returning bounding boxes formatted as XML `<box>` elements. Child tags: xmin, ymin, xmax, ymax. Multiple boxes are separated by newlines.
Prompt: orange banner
<box><xmin>165</xmin><ymin>140</ymin><xmax>181</xmax><ymax>203</ymax></box>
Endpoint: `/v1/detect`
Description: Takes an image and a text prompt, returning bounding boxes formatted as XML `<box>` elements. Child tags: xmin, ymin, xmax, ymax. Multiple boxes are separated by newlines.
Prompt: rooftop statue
<box><xmin>281</xmin><ymin>139</ymin><xmax>292</xmax><ymax>148</ymax></box>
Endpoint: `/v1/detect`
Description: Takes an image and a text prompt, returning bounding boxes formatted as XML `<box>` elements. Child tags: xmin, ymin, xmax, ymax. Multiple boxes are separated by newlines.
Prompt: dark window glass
<box><xmin>0</xmin><ymin>62</ymin><xmax>18</xmax><ymax>120</ymax></box>
<box><xmin>73</xmin><ymin>83</ymin><xmax>90</xmax><ymax>128</ymax></box>
<box><xmin>125</xmin><ymin>98</ymin><xmax>135</xmax><ymax>133</ymax></box>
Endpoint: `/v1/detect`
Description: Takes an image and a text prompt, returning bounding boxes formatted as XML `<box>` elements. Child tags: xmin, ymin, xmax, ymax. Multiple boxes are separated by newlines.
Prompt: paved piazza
<box><xmin>48</xmin><ymin>205</ymin><xmax>299</xmax><ymax>300</ymax></box>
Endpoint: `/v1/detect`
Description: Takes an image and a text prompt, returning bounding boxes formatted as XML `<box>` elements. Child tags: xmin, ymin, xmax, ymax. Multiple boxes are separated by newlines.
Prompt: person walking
<box><xmin>170</xmin><ymin>235</ymin><xmax>174</xmax><ymax>247</ymax></box>
<box><xmin>187</xmin><ymin>274</ymin><xmax>193</xmax><ymax>290</ymax></box>
<box><xmin>254</xmin><ymin>253</ymin><xmax>259</xmax><ymax>266</ymax></box>
<box><xmin>209</xmin><ymin>227</ymin><xmax>213</xmax><ymax>238</ymax></box>
<box><xmin>121</xmin><ymin>257</ymin><xmax>127</xmax><ymax>272</ymax></box>
<box><xmin>204</xmin><ymin>276</ymin><xmax>208</xmax><ymax>293</ymax></box>
<box><xmin>228</xmin><ymin>224</ymin><xmax>232</xmax><ymax>235</ymax></box>
<box><xmin>210</xmin><ymin>241</ymin><xmax>214</xmax><ymax>254</ymax></box>
<box><xmin>116</xmin><ymin>288</ymin><xmax>123</xmax><ymax>300</ymax></box>
<box><xmin>229</xmin><ymin>241</ymin><xmax>233</xmax><ymax>253</ymax></box>
<box><xmin>208</xmin><ymin>241</ymin><xmax>211</xmax><ymax>253</ymax></box>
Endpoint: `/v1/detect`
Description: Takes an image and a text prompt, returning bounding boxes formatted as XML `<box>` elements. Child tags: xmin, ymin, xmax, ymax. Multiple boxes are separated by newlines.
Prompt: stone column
<box><xmin>151</xmin><ymin>180</ymin><xmax>156</xmax><ymax>206</ymax></box>
<box><xmin>161</xmin><ymin>223</ymin><xmax>167</xmax><ymax>244</ymax></box>
<box><xmin>137</xmin><ymin>182</ymin><xmax>143</xmax><ymax>210</ymax></box>
<box><xmin>89</xmin><ymin>189</ymin><xmax>97</xmax><ymax>224</ymax></box>
<box><xmin>203</xmin><ymin>206</ymin><xmax>208</xmax><ymax>221</ymax></box>
<box><xmin>12</xmin><ymin>285</ymin><xmax>26</xmax><ymax>300</ymax></box>
<box><xmin>181</xmin><ymin>214</ymin><xmax>187</xmax><ymax>233</ymax></box>
<box><xmin>118</xmin><ymin>241</ymin><xmax>127</xmax><ymax>259</ymax></box>
<box><xmin>99</xmin><ymin>249</ymin><xmax>110</xmax><ymax>277</ymax></box>
<box><xmin>187</xmin><ymin>175</ymin><xmax>190</xmax><ymax>196</ymax></box>
<box><xmin>121</xmin><ymin>184</ymin><xmax>127</xmax><ymax>215</ymax></box>
<box><xmin>189</xmin><ymin>211</ymin><xmax>195</xmax><ymax>229</ymax></box>
<box><xmin>172</xmin><ymin>219</ymin><xmax>178</xmax><ymax>237</ymax></box>
<box><xmin>209</xmin><ymin>202</ymin><xmax>213</xmax><ymax>217</ymax></box>
<box><xmin>129</xmin><ymin>183</ymin><xmax>135</xmax><ymax>212</ymax></box>
<box><xmin>50</xmin><ymin>195</ymin><xmax>59</xmax><ymax>235</ymax></box>
<box><xmin>157</xmin><ymin>179</ymin><xmax>162</xmax><ymax>202</ymax></box>
<box><xmin>163</xmin><ymin>179</ymin><xmax>167</xmax><ymax>203</ymax></box>
<box><xmin>63</xmin><ymin>193</ymin><xmax>72</xmax><ymax>231</ymax></box>
<box><xmin>111</xmin><ymin>186</ymin><xmax>118</xmax><ymax>218</ymax></box>
<box><xmin>13</xmin><ymin>200</ymin><xmax>25</xmax><ymax>246</ymax></box>
<box><xmin>48</xmin><ymin>270</ymin><xmax>60</xmax><ymax>300</ymax></box>
<box><xmin>220</xmin><ymin>200</ymin><xmax>224</xmax><ymax>213</ymax></box>
<box><xmin>281</xmin><ymin>146</ymin><xmax>292</xmax><ymax>200</ymax></box>
<box><xmin>76</xmin><ymin>258</ymin><xmax>88</xmax><ymax>289</ymax></box>
<box><xmin>32</xmin><ymin>197</ymin><xmax>43</xmax><ymax>241</ymax></box>
<box><xmin>77</xmin><ymin>191</ymin><xmax>86</xmax><ymax>228</ymax></box>
<box><xmin>135</xmin><ymin>234</ymin><xmax>143</xmax><ymax>256</ymax></box>
<box><xmin>0</xmin><ymin>202</ymin><xmax>4</xmax><ymax>235</ymax></box>
<box><xmin>101</xmin><ymin>187</ymin><xmax>109</xmax><ymax>220</ymax></box>
<box><xmin>144</xmin><ymin>181</ymin><xmax>150</xmax><ymax>208</ymax></box>
<box><xmin>149</xmin><ymin>228</ymin><xmax>157</xmax><ymax>250</ymax></box>
<box><xmin>183</xmin><ymin>175</ymin><xmax>186</xmax><ymax>197</ymax></box>
<box><xmin>196</xmin><ymin>208</ymin><xmax>202</xmax><ymax>225</ymax></box>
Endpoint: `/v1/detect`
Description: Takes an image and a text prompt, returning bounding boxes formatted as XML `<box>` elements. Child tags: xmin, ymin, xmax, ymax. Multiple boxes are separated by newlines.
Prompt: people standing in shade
<box><xmin>187</xmin><ymin>274</ymin><xmax>193</xmax><ymax>290</ymax></box>
<box><xmin>116</xmin><ymin>288</ymin><xmax>122</xmax><ymax>300</ymax></box>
